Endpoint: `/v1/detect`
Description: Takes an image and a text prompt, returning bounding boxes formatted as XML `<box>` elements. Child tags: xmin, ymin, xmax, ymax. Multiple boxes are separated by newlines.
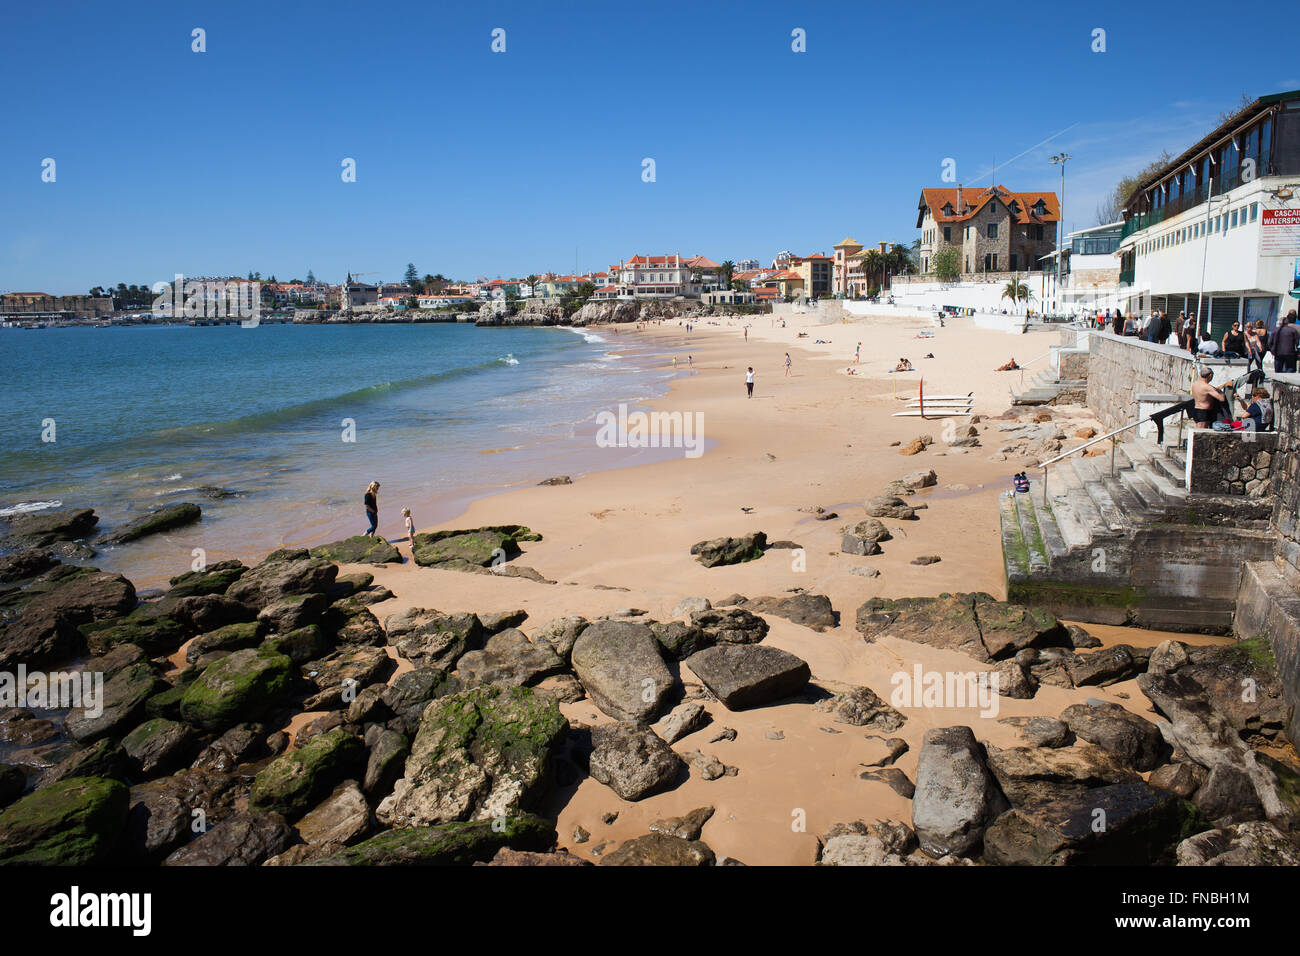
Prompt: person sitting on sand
<box><xmin>995</xmin><ymin>358</ymin><xmax>1020</xmax><ymax>371</ymax></box>
<box><xmin>364</xmin><ymin>481</ymin><xmax>380</xmax><ymax>536</ymax></box>
<box><xmin>894</xmin><ymin>358</ymin><xmax>913</xmax><ymax>371</ymax></box>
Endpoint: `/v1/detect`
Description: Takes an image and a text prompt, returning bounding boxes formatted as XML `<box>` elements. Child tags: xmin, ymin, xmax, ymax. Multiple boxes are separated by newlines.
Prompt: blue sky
<box><xmin>3</xmin><ymin>0</ymin><xmax>1298</xmax><ymax>293</ymax></box>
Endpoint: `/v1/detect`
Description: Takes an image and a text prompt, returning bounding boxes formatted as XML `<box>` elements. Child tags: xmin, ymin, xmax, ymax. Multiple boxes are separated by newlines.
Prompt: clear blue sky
<box><xmin>3</xmin><ymin>0</ymin><xmax>1297</xmax><ymax>293</ymax></box>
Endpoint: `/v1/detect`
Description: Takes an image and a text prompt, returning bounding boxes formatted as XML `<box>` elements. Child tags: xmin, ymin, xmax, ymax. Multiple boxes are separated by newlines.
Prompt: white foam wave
<box><xmin>0</xmin><ymin>499</ymin><xmax>63</xmax><ymax>517</ymax></box>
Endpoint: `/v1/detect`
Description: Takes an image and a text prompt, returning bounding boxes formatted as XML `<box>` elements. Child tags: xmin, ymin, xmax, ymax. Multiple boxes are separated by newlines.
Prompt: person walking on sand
<box><xmin>784</xmin><ymin>352</ymin><xmax>791</xmax><ymax>377</ymax></box>
<box><xmin>401</xmin><ymin>507</ymin><xmax>416</xmax><ymax>545</ymax></box>
<box><xmin>746</xmin><ymin>367</ymin><xmax>754</xmax><ymax>398</ymax></box>
<box><xmin>673</xmin><ymin>356</ymin><xmax>678</xmax><ymax>370</ymax></box>
<box><xmin>364</xmin><ymin>481</ymin><xmax>380</xmax><ymax>536</ymax></box>
<box><xmin>744</xmin><ymin>326</ymin><xmax>748</xmax><ymax>342</ymax></box>
<box><xmin>855</xmin><ymin>342</ymin><xmax>861</xmax><ymax>364</ymax></box>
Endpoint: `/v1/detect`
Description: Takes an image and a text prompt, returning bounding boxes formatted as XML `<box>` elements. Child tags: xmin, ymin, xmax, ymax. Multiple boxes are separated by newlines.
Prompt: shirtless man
<box><xmin>1190</xmin><ymin>369</ymin><xmax>1224</xmax><ymax>428</ymax></box>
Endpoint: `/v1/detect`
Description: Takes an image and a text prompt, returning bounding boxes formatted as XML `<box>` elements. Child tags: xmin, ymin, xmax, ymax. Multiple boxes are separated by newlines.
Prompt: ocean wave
<box><xmin>499</xmin><ymin>354</ymin><xmax>520</xmax><ymax>366</ymax></box>
<box><xmin>559</xmin><ymin>326</ymin><xmax>606</xmax><ymax>344</ymax></box>
<box><xmin>0</xmin><ymin>499</ymin><xmax>62</xmax><ymax>517</ymax></box>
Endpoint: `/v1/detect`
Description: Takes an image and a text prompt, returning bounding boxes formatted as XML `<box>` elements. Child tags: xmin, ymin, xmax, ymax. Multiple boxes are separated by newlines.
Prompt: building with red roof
<box><xmin>916</xmin><ymin>184</ymin><xmax>1059</xmax><ymax>276</ymax></box>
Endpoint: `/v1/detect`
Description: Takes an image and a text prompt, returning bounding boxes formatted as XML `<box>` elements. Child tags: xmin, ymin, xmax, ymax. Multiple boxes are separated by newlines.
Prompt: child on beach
<box><xmin>402</xmin><ymin>507</ymin><xmax>416</xmax><ymax>543</ymax></box>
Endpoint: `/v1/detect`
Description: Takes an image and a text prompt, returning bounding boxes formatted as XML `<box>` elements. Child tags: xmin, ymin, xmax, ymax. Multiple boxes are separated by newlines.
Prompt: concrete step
<box><xmin>1011</xmin><ymin>387</ymin><xmax>1060</xmax><ymax>405</ymax></box>
<box><xmin>999</xmin><ymin>492</ymin><xmax>1030</xmax><ymax>580</ymax></box>
<box><xmin>1013</xmin><ymin>493</ymin><xmax>1049</xmax><ymax>573</ymax></box>
<box><xmin>1149</xmin><ymin>453</ymin><xmax>1187</xmax><ymax>488</ymax></box>
<box><xmin>1135</xmin><ymin>462</ymin><xmax>1188</xmax><ymax>503</ymax></box>
<box><xmin>1119</xmin><ymin>469</ymin><xmax>1167</xmax><ymax>512</ymax></box>
<box><xmin>1083</xmin><ymin>480</ymin><xmax>1130</xmax><ymax>533</ymax></box>
<box><xmin>1065</xmin><ymin>487</ymin><xmax>1112</xmax><ymax>540</ymax></box>
<box><xmin>1023</xmin><ymin>482</ymin><xmax>1072</xmax><ymax>560</ymax></box>
<box><xmin>1101</xmin><ymin>474</ymin><xmax>1158</xmax><ymax>523</ymax></box>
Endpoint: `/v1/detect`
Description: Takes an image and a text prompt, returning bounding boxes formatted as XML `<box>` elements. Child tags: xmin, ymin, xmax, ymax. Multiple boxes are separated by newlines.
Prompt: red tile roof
<box><xmin>918</xmin><ymin>185</ymin><xmax>1059</xmax><ymax>225</ymax></box>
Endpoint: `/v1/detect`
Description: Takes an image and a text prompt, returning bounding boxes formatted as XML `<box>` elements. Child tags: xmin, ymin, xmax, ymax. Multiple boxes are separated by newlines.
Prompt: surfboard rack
<box><xmin>891</xmin><ymin>380</ymin><xmax>974</xmax><ymax>418</ymax></box>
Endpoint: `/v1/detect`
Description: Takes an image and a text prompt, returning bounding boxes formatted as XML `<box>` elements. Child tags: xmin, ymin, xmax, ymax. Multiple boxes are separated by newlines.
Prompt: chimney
<box><xmin>957</xmin><ymin>184</ymin><xmax>964</xmax><ymax>214</ymax></box>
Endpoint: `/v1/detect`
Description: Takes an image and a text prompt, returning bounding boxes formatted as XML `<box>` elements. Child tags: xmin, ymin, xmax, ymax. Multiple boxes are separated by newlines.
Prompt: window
<box><xmin>1231</xmin><ymin>210</ymin><xmax>1238</xmax><ymax>228</ymax></box>
<box><xmin>1010</xmin><ymin>254</ymin><xmax>1018</xmax><ymax>270</ymax></box>
<box><xmin>943</xmin><ymin>226</ymin><xmax>951</xmax><ymax>242</ymax></box>
<box><xmin>984</xmin><ymin>253</ymin><xmax>992</xmax><ymax>271</ymax></box>
<box><xmin>1251</xmin><ymin>203</ymin><xmax>1258</xmax><ymax>221</ymax></box>
<box><xmin>992</xmin><ymin>254</ymin><xmax>998</xmax><ymax>270</ymax></box>
<box><xmin>987</xmin><ymin>223</ymin><xmax>998</xmax><ymax>239</ymax></box>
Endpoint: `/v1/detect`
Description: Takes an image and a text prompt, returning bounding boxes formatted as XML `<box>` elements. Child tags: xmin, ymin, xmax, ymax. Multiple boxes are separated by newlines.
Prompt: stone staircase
<box><xmin>1001</xmin><ymin>436</ymin><xmax>1276</xmax><ymax>631</ymax></box>
<box><xmin>1010</xmin><ymin>367</ymin><xmax>1088</xmax><ymax>405</ymax></box>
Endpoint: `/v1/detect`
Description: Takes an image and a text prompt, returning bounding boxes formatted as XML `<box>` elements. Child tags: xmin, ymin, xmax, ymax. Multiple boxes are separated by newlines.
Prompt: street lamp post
<box><xmin>1050</xmin><ymin>152</ymin><xmax>1072</xmax><ymax>317</ymax></box>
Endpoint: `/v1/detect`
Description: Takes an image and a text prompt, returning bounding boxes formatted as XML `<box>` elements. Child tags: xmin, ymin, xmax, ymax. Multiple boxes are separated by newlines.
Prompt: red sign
<box><xmin>1261</xmin><ymin>208</ymin><xmax>1300</xmax><ymax>255</ymax></box>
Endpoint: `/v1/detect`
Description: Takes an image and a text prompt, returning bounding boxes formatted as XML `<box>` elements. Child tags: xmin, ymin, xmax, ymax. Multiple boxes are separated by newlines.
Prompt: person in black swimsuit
<box><xmin>364</xmin><ymin>481</ymin><xmax>380</xmax><ymax>536</ymax></box>
<box><xmin>1221</xmin><ymin>321</ymin><xmax>1246</xmax><ymax>359</ymax></box>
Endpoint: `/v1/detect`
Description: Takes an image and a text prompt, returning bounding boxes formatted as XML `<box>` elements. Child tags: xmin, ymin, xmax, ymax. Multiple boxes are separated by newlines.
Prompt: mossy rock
<box><xmin>411</xmin><ymin>530</ymin><xmax>521</xmax><ymax>569</ymax></box>
<box><xmin>0</xmin><ymin>776</ymin><xmax>129</xmax><ymax>865</ymax></box>
<box><xmin>144</xmin><ymin>682</ymin><xmax>191</xmax><ymax>720</ymax></box>
<box><xmin>261</xmin><ymin>624</ymin><xmax>330</xmax><ymax>665</ymax></box>
<box><xmin>314</xmin><ymin>813</ymin><xmax>556</xmax><ymax>866</ymax></box>
<box><xmin>179</xmin><ymin>646</ymin><xmax>294</xmax><ymax>732</ymax></box>
<box><xmin>309</xmin><ymin>536</ymin><xmax>401</xmax><ymax>565</ymax></box>
<box><xmin>101</xmin><ymin>502</ymin><xmax>201</xmax><ymax>544</ymax></box>
<box><xmin>248</xmin><ymin>728</ymin><xmax>364</xmax><ymax>821</ymax></box>
<box><xmin>80</xmin><ymin>611</ymin><xmax>186</xmax><ymax>656</ymax></box>
<box><xmin>185</xmin><ymin>621</ymin><xmax>265</xmax><ymax>663</ymax></box>
<box><xmin>166</xmin><ymin>560</ymin><xmax>248</xmax><ymax>598</ymax></box>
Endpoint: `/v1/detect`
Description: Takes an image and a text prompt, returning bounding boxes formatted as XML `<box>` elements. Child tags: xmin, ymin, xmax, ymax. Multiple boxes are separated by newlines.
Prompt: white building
<box><xmin>1119</xmin><ymin>88</ymin><xmax>1300</xmax><ymax>338</ymax></box>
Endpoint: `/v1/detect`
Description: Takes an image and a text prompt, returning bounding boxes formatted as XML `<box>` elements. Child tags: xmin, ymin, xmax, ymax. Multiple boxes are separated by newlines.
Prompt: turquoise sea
<box><xmin>0</xmin><ymin>322</ymin><xmax>678</xmax><ymax>587</ymax></box>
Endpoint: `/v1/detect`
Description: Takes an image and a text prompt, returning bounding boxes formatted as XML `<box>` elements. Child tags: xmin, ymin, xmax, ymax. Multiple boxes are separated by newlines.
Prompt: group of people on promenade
<box><xmin>1088</xmin><ymin>307</ymin><xmax>1299</xmax><ymax>372</ymax></box>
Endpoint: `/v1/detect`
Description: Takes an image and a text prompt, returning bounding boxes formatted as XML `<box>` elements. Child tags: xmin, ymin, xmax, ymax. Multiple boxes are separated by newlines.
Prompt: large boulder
<box><xmin>0</xmin><ymin>549</ymin><xmax>59</xmax><ymax>584</ymax></box>
<box><xmin>321</xmin><ymin>598</ymin><xmax>385</xmax><ymax>646</ymax></box>
<box><xmin>983</xmin><ymin>783</ymin><xmax>1206</xmax><ymax>865</ymax></box>
<box><xmin>381</xmin><ymin>669</ymin><xmax>462</xmax><ymax>736</ymax></box>
<box><xmin>295</xmin><ymin>780</ymin><xmax>371</xmax><ymax>847</ymax></box>
<box><xmin>864</xmin><ymin>496</ymin><xmax>916</xmax><ymax>519</ymax></box>
<box><xmin>912</xmin><ymin>726</ymin><xmax>1008</xmax><ymax>858</ymax></box>
<box><xmin>650</xmin><ymin>620</ymin><xmax>711</xmax><ymax>660</ymax></box>
<box><xmin>1</xmin><ymin>508</ymin><xmax>98</xmax><ymax>549</ymax></box>
<box><xmin>165</xmin><ymin>560</ymin><xmax>248</xmax><ymax>598</ymax></box>
<box><xmin>599</xmin><ymin>833</ymin><xmax>715</xmax><ymax>866</ymax></box>
<box><xmin>385</xmin><ymin>608</ymin><xmax>483</xmax><ymax>671</ymax></box>
<box><xmin>856</xmin><ymin>592</ymin><xmax>1068</xmax><ymax>663</ymax></box>
<box><xmin>0</xmin><ymin>776</ymin><xmax>129</xmax><ymax>865</ymax></box>
<box><xmin>313</xmin><ymin>814</ymin><xmax>556</xmax><ymax>865</ymax></box>
<box><xmin>984</xmin><ymin>743</ymin><xmax>1140</xmax><ymax>808</ymax></box>
<box><xmin>0</xmin><ymin>566</ymin><xmax>136</xmax><ymax>669</ymax></box>
<box><xmin>249</xmin><ymin>729</ymin><xmax>365</xmax><ymax>821</ymax></box>
<box><xmin>743</xmin><ymin>593</ymin><xmax>835</xmax><ymax>632</ymax></box>
<box><xmin>224</xmin><ymin>554</ymin><xmax>337</xmax><ymax>611</ymax></box>
<box><xmin>454</xmin><ymin>628</ymin><xmax>565</xmax><ymax>688</ymax></box>
<box><xmin>162</xmin><ymin>810</ymin><xmax>294</xmax><ymax>866</ymax></box>
<box><xmin>100</xmin><ymin>503</ymin><xmax>201</xmax><ymax>544</ymax></box>
<box><xmin>257</xmin><ymin>592</ymin><xmax>329</xmax><ymax>634</ymax></box>
<box><xmin>588</xmin><ymin>722</ymin><xmax>684</xmax><ymax>800</ymax></box>
<box><xmin>689</xmin><ymin>532</ymin><xmax>767</xmax><ymax>568</ymax></box>
<box><xmin>185</xmin><ymin>621</ymin><xmax>265</xmax><ymax>663</ymax></box>
<box><xmin>1176</xmin><ymin>821</ymin><xmax>1300</xmax><ymax>866</ymax></box>
<box><xmin>309</xmin><ymin>535</ymin><xmax>401</xmax><ymax>565</ymax></box>
<box><xmin>814</xmin><ymin>683</ymin><xmax>905</xmax><ymax>732</ymax></box>
<box><xmin>411</xmin><ymin>527</ymin><xmax>533</xmax><ymax>569</ymax></box>
<box><xmin>684</xmin><ymin>644</ymin><xmax>810</xmax><ymax>710</ymax></box>
<box><xmin>1060</xmin><ymin>701</ymin><xmax>1165</xmax><ymax>771</ymax></box>
<box><xmin>1138</xmin><ymin>671</ymin><xmax>1295</xmax><ymax>826</ymax></box>
<box><xmin>689</xmin><ymin>607</ymin><xmax>769</xmax><ymax>645</ymax></box>
<box><xmin>841</xmin><ymin>519</ymin><xmax>890</xmax><ymax>556</ymax></box>
<box><xmin>526</xmin><ymin>616</ymin><xmax>588</xmax><ymax>662</ymax></box>
<box><xmin>179</xmin><ymin>646</ymin><xmax>294</xmax><ymax>732</ymax></box>
<box><xmin>64</xmin><ymin>661</ymin><xmax>163</xmax><ymax>743</ymax></box>
<box><xmin>376</xmin><ymin>685</ymin><xmax>567</xmax><ymax>827</ymax></box>
<box><xmin>121</xmin><ymin>718</ymin><xmax>198</xmax><ymax>777</ymax></box>
<box><xmin>571</xmin><ymin>620</ymin><xmax>674</xmax><ymax>723</ymax></box>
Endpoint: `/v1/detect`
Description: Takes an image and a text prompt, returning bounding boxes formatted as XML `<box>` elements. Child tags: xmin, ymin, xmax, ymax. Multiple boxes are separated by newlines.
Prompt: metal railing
<box><xmin>1017</xmin><ymin>350</ymin><xmax>1055</xmax><ymax>390</ymax></box>
<box><xmin>1035</xmin><ymin>401</ymin><xmax>1188</xmax><ymax>504</ymax></box>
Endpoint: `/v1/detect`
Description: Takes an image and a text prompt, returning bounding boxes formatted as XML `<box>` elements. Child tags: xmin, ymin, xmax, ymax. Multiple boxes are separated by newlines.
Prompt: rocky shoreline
<box><xmin>1</xmin><ymin>502</ymin><xmax>1297</xmax><ymax>866</ymax></box>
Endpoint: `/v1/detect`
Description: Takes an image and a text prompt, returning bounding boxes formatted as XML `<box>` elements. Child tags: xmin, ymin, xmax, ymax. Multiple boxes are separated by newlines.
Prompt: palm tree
<box><xmin>719</xmin><ymin>260</ymin><xmax>736</xmax><ymax>288</ymax></box>
<box><xmin>526</xmin><ymin>274</ymin><xmax>540</xmax><ymax>297</ymax></box>
<box><xmin>861</xmin><ymin>250</ymin><xmax>882</xmax><ymax>295</ymax></box>
<box><xmin>1001</xmin><ymin>276</ymin><xmax>1035</xmax><ymax>311</ymax></box>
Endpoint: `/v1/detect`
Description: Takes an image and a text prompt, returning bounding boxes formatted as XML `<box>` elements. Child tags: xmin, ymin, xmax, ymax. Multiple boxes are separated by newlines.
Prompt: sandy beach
<box><xmin>326</xmin><ymin>310</ymin><xmax>1236</xmax><ymax>865</ymax></box>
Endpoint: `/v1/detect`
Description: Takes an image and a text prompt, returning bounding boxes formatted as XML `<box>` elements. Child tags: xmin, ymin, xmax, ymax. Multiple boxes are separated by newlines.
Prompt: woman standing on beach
<box><xmin>364</xmin><ymin>481</ymin><xmax>380</xmax><ymax>536</ymax></box>
<box><xmin>784</xmin><ymin>352</ymin><xmax>791</xmax><ymax>377</ymax></box>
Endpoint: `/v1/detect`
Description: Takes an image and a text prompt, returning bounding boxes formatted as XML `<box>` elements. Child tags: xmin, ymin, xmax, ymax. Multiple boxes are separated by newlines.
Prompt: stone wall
<box><xmin>1085</xmin><ymin>333</ymin><xmax>1200</xmax><ymax>431</ymax></box>
<box><xmin>1188</xmin><ymin>431</ymin><xmax>1278</xmax><ymax>497</ymax></box>
<box><xmin>1268</xmin><ymin>376</ymin><xmax>1300</xmax><ymax>571</ymax></box>
<box><xmin>1058</xmin><ymin>349</ymin><xmax>1089</xmax><ymax>381</ymax></box>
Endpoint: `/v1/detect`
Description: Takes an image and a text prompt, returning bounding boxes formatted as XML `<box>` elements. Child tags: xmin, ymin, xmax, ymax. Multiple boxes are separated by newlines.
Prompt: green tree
<box><xmin>404</xmin><ymin>263</ymin><xmax>419</xmax><ymax>292</ymax></box>
<box><xmin>306</xmin><ymin>269</ymin><xmax>316</xmax><ymax>284</ymax></box>
<box><xmin>1096</xmin><ymin>150</ymin><xmax>1172</xmax><ymax>224</ymax></box>
<box><xmin>1001</xmin><ymin>277</ymin><xmax>1035</xmax><ymax>308</ymax></box>
<box><xmin>932</xmin><ymin>245</ymin><xmax>962</xmax><ymax>281</ymax></box>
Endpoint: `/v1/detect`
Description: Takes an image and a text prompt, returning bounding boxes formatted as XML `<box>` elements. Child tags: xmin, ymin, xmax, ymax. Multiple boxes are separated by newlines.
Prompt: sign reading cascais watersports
<box><xmin>1260</xmin><ymin>208</ymin><xmax>1300</xmax><ymax>255</ymax></box>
